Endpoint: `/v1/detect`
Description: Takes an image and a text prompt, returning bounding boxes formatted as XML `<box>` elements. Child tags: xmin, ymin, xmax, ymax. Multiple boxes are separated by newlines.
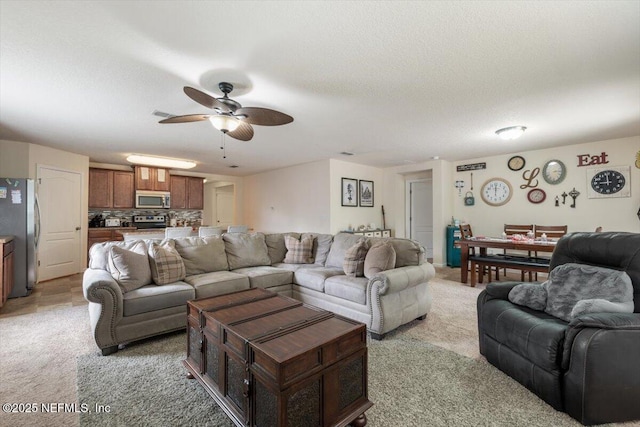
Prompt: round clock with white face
<box><xmin>542</xmin><ymin>159</ymin><xmax>566</xmax><ymax>185</ymax></box>
<box><xmin>591</xmin><ymin>170</ymin><xmax>625</xmax><ymax>194</ymax></box>
<box><xmin>481</xmin><ymin>178</ymin><xmax>513</xmax><ymax>206</ymax></box>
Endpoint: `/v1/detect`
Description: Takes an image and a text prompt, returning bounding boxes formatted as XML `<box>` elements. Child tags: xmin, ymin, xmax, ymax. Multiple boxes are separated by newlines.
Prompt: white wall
<box><xmin>329</xmin><ymin>159</ymin><xmax>386</xmax><ymax>234</ymax></box>
<box><xmin>451</xmin><ymin>136</ymin><xmax>640</xmax><ymax>236</ymax></box>
<box><xmin>243</xmin><ymin>160</ymin><xmax>331</xmax><ymax>233</ymax></box>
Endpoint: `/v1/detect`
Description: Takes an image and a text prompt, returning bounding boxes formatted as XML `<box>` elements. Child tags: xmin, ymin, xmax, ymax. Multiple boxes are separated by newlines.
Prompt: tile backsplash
<box><xmin>88</xmin><ymin>209</ymin><xmax>203</xmax><ymax>227</ymax></box>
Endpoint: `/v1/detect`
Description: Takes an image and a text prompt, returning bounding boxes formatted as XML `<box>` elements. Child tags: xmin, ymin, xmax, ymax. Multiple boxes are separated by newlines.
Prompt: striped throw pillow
<box><xmin>148</xmin><ymin>241</ymin><xmax>186</xmax><ymax>285</ymax></box>
<box><xmin>343</xmin><ymin>240</ymin><xmax>369</xmax><ymax>277</ymax></box>
<box><xmin>283</xmin><ymin>235</ymin><xmax>315</xmax><ymax>264</ymax></box>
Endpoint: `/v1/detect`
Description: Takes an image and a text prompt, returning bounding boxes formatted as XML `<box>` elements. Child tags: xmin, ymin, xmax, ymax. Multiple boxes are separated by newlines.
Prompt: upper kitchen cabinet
<box><xmin>89</xmin><ymin>168</ymin><xmax>134</xmax><ymax>209</ymax></box>
<box><xmin>170</xmin><ymin>175</ymin><xmax>204</xmax><ymax>209</ymax></box>
<box><xmin>135</xmin><ymin>166</ymin><xmax>170</xmax><ymax>191</ymax></box>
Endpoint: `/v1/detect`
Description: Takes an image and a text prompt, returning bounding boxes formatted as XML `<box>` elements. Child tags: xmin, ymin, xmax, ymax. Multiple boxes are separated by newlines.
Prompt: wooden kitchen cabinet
<box><xmin>135</xmin><ymin>166</ymin><xmax>170</xmax><ymax>191</ymax></box>
<box><xmin>89</xmin><ymin>168</ymin><xmax>134</xmax><ymax>209</ymax></box>
<box><xmin>1</xmin><ymin>238</ymin><xmax>15</xmax><ymax>308</ymax></box>
<box><xmin>170</xmin><ymin>175</ymin><xmax>204</xmax><ymax>209</ymax></box>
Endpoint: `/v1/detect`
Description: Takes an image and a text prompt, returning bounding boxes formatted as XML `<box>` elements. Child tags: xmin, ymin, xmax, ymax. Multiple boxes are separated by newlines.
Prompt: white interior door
<box><xmin>37</xmin><ymin>165</ymin><xmax>82</xmax><ymax>281</ymax></box>
<box><xmin>409</xmin><ymin>180</ymin><xmax>434</xmax><ymax>259</ymax></box>
<box><xmin>216</xmin><ymin>191</ymin><xmax>234</xmax><ymax>229</ymax></box>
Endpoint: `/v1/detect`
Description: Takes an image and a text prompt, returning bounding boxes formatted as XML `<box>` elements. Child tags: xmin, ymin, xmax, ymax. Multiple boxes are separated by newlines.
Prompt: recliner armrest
<box><xmin>562</xmin><ymin>312</ymin><xmax>640</xmax><ymax>370</ymax></box>
<box><xmin>483</xmin><ymin>281</ymin><xmax>525</xmax><ymax>300</ymax></box>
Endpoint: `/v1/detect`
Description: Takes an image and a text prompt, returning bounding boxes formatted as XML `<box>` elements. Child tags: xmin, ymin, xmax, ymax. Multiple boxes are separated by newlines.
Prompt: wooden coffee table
<box><xmin>184</xmin><ymin>288</ymin><xmax>373</xmax><ymax>427</ymax></box>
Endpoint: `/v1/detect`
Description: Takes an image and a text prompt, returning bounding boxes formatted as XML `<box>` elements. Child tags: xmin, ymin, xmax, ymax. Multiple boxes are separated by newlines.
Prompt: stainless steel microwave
<box><xmin>135</xmin><ymin>191</ymin><xmax>171</xmax><ymax>209</ymax></box>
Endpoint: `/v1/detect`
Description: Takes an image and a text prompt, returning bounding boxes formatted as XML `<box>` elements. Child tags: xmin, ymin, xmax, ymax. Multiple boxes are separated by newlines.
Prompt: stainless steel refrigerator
<box><xmin>0</xmin><ymin>178</ymin><xmax>38</xmax><ymax>297</ymax></box>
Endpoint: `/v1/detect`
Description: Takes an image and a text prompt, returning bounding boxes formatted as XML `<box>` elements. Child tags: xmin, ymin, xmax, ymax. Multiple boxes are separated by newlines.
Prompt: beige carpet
<box><xmin>1</xmin><ymin>274</ymin><xmax>638</xmax><ymax>427</ymax></box>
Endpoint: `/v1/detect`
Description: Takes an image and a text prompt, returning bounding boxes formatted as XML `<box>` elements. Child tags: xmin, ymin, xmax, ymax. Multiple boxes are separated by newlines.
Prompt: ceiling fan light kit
<box><xmin>495</xmin><ymin>125</ymin><xmax>527</xmax><ymax>140</ymax></box>
<box><xmin>209</xmin><ymin>115</ymin><xmax>240</xmax><ymax>133</ymax></box>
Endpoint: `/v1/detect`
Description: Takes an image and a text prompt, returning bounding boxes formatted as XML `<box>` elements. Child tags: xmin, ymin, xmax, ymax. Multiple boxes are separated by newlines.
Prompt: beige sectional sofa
<box><xmin>83</xmin><ymin>232</ymin><xmax>435</xmax><ymax>355</ymax></box>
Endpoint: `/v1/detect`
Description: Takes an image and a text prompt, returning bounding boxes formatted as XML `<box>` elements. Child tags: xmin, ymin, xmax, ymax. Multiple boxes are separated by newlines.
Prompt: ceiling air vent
<box><xmin>229</xmin><ymin>165</ymin><xmax>239</xmax><ymax>168</ymax></box>
<box><xmin>340</xmin><ymin>151</ymin><xmax>354</xmax><ymax>156</ymax></box>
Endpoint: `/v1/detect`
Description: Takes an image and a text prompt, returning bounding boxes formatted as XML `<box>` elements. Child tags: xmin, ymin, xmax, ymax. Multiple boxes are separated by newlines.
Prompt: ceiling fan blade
<box><xmin>235</xmin><ymin>107</ymin><xmax>293</xmax><ymax>126</ymax></box>
<box><xmin>159</xmin><ymin>114</ymin><xmax>211</xmax><ymax>123</ymax></box>
<box><xmin>227</xmin><ymin>122</ymin><xmax>254</xmax><ymax>141</ymax></box>
<box><xmin>184</xmin><ymin>86</ymin><xmax>230</xmax><ymax>112</ymax></box>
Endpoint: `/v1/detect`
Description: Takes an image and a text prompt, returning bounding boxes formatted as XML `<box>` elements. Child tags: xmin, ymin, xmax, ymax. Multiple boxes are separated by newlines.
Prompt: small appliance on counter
<box><xmin>104</xmin><ymin>218</ymin><xmax>121</xmax><ymax>227</ymax></box>
<box><xmin>132</xmin><ymin>215</ymin><xmax>167</xmax><ymax>229</ymax></box>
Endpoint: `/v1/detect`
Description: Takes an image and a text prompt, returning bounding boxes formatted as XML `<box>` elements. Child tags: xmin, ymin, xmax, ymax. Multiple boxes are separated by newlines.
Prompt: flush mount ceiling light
<box><xmin>495</xmin><ymin>126</ymin><xmax>527</xmax><ymax>140</ymax></box>
<box><xmin>209</xmin><ymin>115</ymin><xmax>240</xmax><ymax>133</ymax></box>
<box><xmin>126</xmin><ymin>154</ymin><xmax>196</xmax><ymax>169</ymax></box>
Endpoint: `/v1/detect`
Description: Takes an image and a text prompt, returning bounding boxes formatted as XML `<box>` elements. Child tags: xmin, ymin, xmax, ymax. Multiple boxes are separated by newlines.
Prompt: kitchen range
<box><xmin>132</xmin><ymin>215</ymin><xmax>167</xmax><ymax>229</ymax></box>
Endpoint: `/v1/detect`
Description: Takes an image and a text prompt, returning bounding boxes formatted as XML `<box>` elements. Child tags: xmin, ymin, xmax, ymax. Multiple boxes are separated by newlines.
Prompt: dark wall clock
<box><xmin>527</xmin><ymin>188</ymin><xmax>546</xmax><ymax>204</ymax></box>
<box><xmin>587</xmin><ymin>166</ymin><xmax>631</xmax><ymax>198</ymax></box>
<box><xmin>508</xmin><ymin>155</ymin><xmax>525</xmax><ymax>171</ymax></box>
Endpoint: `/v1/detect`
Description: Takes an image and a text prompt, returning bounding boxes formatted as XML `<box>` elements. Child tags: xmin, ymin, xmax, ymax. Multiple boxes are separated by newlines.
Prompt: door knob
<box><xmin>76</xmin><ymin>226</ymin><xmax>81</xmax><ymax>231</ymax></box>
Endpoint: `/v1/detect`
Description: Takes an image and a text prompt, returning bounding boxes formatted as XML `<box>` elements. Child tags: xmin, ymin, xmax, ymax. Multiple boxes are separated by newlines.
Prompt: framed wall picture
<box><xmin>359</xmin><ymin>180</ymin><xmax>374</xmax><ymax>207</ymax></box>
<box><xmin>341</xmin><ymin>177</ymin><xmax>358</xmax><ymax>206</ymax></box>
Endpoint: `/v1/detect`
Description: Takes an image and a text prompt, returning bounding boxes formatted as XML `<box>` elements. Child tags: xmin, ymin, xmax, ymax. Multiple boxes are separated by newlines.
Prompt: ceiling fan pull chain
<box><xmin>222</xmin><ymin>133</ymin><xmax>227</xmax><ymax>159</ymax></box>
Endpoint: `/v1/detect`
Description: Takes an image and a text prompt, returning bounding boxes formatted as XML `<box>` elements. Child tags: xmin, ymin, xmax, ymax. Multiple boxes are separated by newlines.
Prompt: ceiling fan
<box><xmin>159</xmin><ymin>82</ymin><xmax>293</xmax><ymax>141</ymax></box>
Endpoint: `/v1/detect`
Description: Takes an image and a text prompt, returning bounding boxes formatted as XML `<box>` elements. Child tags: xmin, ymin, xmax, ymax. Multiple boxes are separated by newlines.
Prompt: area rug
<box><xmin>77</xmin><ymin>331</ymin><xmax>583</xmax><ymax>427</ymax></box>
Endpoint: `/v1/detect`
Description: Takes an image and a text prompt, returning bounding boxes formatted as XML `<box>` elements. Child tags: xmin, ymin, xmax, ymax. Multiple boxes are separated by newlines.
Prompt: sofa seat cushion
<box><xmin>272</xmin><ymin>263</ymin><xmax>322</xmax><ymax>272</ymax></box>
<box><xmin>324</xmin><ymin>275</ymin><xmax>368</xmax><ymax>305</ymax></box>
<box><xmin>294</xmin><ymin>267</ymin><xmax>344</xmax><ymax>292</ymax></box>
<box><xmin>122</xmin><ymin>282</ymin><xmax>195</xmax><ymax>317</ymax></box>
<box><xmin>480</xmin><ymin>298</ymin><xmax>568</xmax><ymax>371</ymax></box>
<box><xmin>185</xmin><ymin>271</ymin><xmax>250</xmax><ymax>298</ymax></box>
<box><xmin>232</xmin><ymin>266</ymin><xmax>294</xmax><ymax>289</ymax></box>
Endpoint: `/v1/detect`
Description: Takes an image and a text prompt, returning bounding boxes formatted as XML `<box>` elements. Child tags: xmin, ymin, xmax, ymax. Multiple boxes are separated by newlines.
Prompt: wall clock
<box><xmin>481</xmin><ymin>178</ymin><xmax>513</xmax><ymax>206</ymax></box>
<box><xmin>527</xmin><ymin>188</ymin><xmax>546</xmax><ymax>204</ymax></box>
<box><xmin>508</xmin><ymin>155</ymin><xmax>525</xmax><ymax>171</ymax></box>
<box><xmin>587</xmin><ymin>166</ymin><xmax>631</xmax><ymax>198</ymax></box>
<box><xmin>542</xmin><ymin>159</ymin><xmax>566</xmax><ymax>185</ymax></box>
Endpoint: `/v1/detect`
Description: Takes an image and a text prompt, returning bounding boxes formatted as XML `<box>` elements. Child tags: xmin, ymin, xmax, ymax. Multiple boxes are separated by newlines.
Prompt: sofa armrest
<box><xmin>562</xmin><ymin>312</ymin><xmax>640</xmax><ymax>424</ymax></box>
<box><xmin>82</xmin><ymin>268</ymin><xmax>124</xmax><ymax>349</ymax></box>
<box><xmin>483</xmin><ymin>281</ymin><xmax>525</xmax><ymax>300</ymax></box>
<box><xmin>368</xmin><ymin>263</ymin><xmax>435</xmax><ymax>296</ymax></box>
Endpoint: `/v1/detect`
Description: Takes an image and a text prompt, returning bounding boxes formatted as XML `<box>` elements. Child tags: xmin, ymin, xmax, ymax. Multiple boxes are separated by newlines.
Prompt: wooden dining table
<box><xmin>454</xmin><ymin>237</ymin><xmax>558</xmax><ymax>284</ymax></box>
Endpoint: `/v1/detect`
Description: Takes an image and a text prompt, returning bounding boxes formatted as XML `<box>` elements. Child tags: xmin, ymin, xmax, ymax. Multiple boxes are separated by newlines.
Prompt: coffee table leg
<box><xmin>350</xmin><ymin>413</ymin><xmax>367</xmax><ymax>427</ymax></box>
<box><xmin>186</xmin><ymin>372</ymin><xmax>194</xmax><ymax>379</ymax></box>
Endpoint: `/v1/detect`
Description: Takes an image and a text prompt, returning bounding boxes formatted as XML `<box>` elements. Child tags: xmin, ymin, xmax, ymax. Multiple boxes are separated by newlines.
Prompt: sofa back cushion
<box><xmin>108</xmin><ymin>241</ymin><xmax>152</xmax><ymax>292</ymax></box>
<box><xmin>265</xmin><ymin>233</ymin><xmax>300</xmax><ymax>264</ymax></box>
<box><xmin>223</xmin><ymin>232</ymin><xmax>271</xmax><ymax>270</ymax></box>
<box><xmin>148</xmin><ymin>240</ymin><xmax>187</xmax><ymax>285</ymax></box>
<box><xmin>325</xmin><ymin>233</ymin><xmax>365</xmax><ymax>269</ymax></box>
<box><xmin>369</xmin><ymin>237</ymin><xmax>424</xmax><ymax>267</ymax></box>
<box><xmin>173</xmin><ymin>236</ymin><xmax>228</xmax><ymax>275</ymax></box>
<box><xmin>304</xmin><ymin>233</ymin><xmax>334</xmax><ymax>266</ymax></box>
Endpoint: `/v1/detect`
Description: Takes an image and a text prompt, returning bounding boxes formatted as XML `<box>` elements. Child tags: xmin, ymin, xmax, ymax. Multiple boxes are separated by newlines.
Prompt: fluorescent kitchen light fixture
<box><xmin>126</xmin><ymin>154</ymin><xmax>196</xmax><ymax>169</ymax></box>
<box><xmin>495</xmin><ymin>126</ymin><xmax>527</xmax><ymax>140</ymax></box>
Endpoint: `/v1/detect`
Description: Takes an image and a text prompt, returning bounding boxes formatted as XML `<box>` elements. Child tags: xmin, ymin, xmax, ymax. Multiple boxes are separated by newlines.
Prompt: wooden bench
<box><xmin>469</xmin><ymin>255</ymin><xmax>550</xmax><ymax>287</ymax></box>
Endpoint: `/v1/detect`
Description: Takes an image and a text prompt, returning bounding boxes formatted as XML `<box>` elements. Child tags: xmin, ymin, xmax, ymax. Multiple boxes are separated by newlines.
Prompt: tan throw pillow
<box><xmin>364</xmin><ymin>242</ymin><xmax>397</xmax><ymax>279</ymax></box>
<box><xmin>343</xmin><ymin>240</ymin><xmax>369</xmax><ymax>277</ymax></box>
<box><xmin>283</xmin><ymin>235</ymin><xmax>315</xmax><ymax>264</ymax></box>
<box><xmin>108</xmin><ymin>241</ymin><xmax>152</xmax><ymax>292</ymax></box>
<box><xmin>148</xmin><ymin>241</ymin><xmax>186</xmax><ymax>285</ymax></box>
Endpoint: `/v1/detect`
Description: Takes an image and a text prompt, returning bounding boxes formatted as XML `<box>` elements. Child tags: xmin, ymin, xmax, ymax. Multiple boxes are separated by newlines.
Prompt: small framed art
<box><xmin>359</xmin><ymin>180</ymin><xmax>374</xmax><ymax>207</ymax></box>
<box><xmin>341</xmin><ymin>178</ymin><xmax>358</xmax><ymax>206</ymax></box>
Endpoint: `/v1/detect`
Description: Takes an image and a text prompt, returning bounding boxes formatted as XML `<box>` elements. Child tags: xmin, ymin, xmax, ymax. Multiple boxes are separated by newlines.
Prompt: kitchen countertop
<box><xmin>0</xmin><ymin>235</ymin><xmax>14</xmax><ymax>244</ymax></box>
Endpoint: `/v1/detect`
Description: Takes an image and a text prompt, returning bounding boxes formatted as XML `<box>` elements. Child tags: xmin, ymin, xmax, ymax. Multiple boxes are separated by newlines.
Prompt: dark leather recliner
<box><xmin>477</xmin><ymin>232</ymin><xmax>640</xmax><ymax>425</ymax></box>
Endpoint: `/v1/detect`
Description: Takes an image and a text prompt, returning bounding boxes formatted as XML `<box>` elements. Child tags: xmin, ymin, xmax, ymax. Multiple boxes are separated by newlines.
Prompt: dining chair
<box><xmin>165</xmin><ymin>227</ymin><xmax>193</xmax><ymax>238</ymax></box>
<box><xmin>198</xmin><ymin>226</ymin><xmax>223</xmax><ymax>237</ymax></box>
<box><xmin>458</xmin><ymin>223</ymin><xmax>498</xmax><ymax>282</ymax></box>
<box><xmin>227</xmin><ymin>225</ymin><xmax>249</xmax><ymax>233</ymax></box>
<box><xmin>532</xmin><ymin>224</ymin><xmax>568</xmax><ymax>280</ymax></box>
<box><xmin>502</xmin><ymin>224</ymin><xmax>534</xmax><ymax>280</ymax></box>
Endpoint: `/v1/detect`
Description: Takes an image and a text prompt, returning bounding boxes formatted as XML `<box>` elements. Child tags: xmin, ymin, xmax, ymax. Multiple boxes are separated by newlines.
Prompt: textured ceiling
<box><xmin>1</xmin><ymin>1</ymin><xmax>639</xmax><ymax>176</ymax></box>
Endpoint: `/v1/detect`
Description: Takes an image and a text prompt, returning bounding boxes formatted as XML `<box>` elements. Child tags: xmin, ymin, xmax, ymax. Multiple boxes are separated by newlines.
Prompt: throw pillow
<box><xmin>148</xmin><ymin>241</ymin><xmax>186</xmax><ymax>285</ymax></box>
<box><xmin>283</xmin><ymin>235</ymin><xmax>315</xmax><ymax>264</ymax></box>
<box><xmin>343</xmin><ymin>240</ymin><xmax>369</xmax><ymax>277</ymax></box>
<box><xmin>508</xmin><ymin>283</ymin><xmax>547</xmax><ymax>311</ymax></box>
<box><xmin>108</xmin><ymin>242</ymin><xmax>152</xmax><ymax>292</ymax></box>
<box><xmin>223</xmin><ymin>233</ymin><xmax>271</xmax><ymax>270</ymax></box>
<box><xmin>364</xmin><ymin>242</ymin><xmax>396</xmax><ymax>279</ymax></box>
<box><xmin>544</xmin><ymin>263</ymin><xmax>633</xmax><ymax>322</ymax></box>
